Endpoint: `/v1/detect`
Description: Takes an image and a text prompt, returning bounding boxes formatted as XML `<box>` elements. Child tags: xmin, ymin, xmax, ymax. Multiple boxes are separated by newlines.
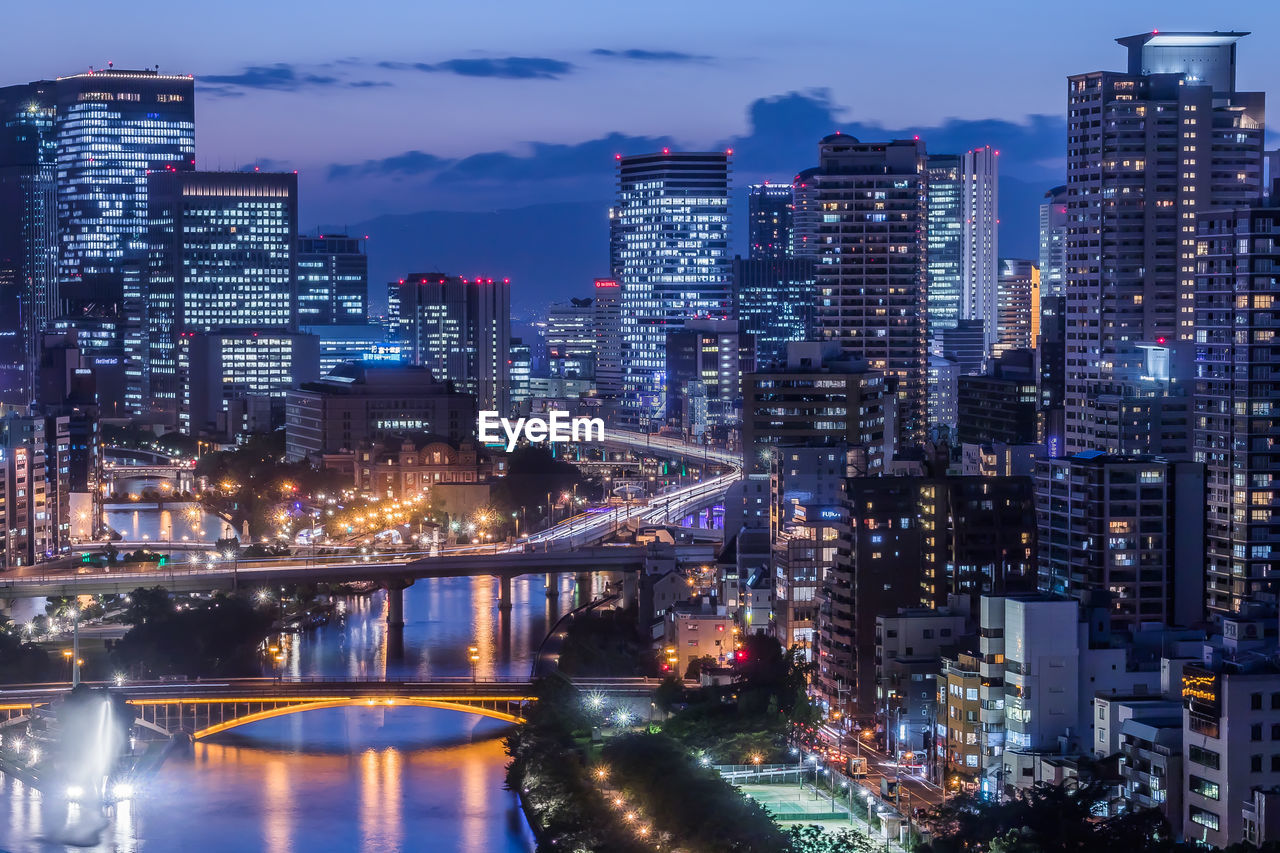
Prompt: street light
<box><xmin>468</xmin><ymin>645</ymin><xmax>480</xmax><ymax>682</ymax></box>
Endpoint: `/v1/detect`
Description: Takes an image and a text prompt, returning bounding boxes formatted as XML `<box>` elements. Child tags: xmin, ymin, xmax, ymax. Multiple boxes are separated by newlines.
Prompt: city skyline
<box><xmin>5</xmin><ymin>1</ymin><xmax>1278</xmax><ymax>310</ymax></box>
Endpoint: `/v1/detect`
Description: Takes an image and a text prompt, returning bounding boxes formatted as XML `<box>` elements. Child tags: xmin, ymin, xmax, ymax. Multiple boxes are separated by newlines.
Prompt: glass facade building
<box><xmin>732</xmin><ymin>256</ymin><xmax>815</xmax><ymax>367</ymax></box>
<box><xmin>615</xmin><ymin>151</ymin><xmax>731</xmax><ymax>427</ymax></box>
<box><xmin>55</xmin><ymin>69</ymin><xmax>195</xmax><ymax>312</ymax></box>
<box><xmin>0</xmin><ymin>81</ymin><xmax>57</xmax><ymax>405</ymax></box>
<box><xmin>925</xmin><ymin>154</ymin><xmax>963</xmax><ymax>339</ymax></box>
<box><xmin>297</xmin><ymin>233</ymin><xmax>368</xmax><ymax>325</ymax></box>
<box><xmin>145</xmin><ymin>171</ymin><xmax>298</xmax><ymax>429</ymax></box>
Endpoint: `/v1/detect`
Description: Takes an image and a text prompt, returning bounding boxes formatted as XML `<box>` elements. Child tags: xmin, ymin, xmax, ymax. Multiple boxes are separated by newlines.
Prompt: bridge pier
<box><xmin>498</xmin><ymin>574</ymin><xmax>513</xmax><ymax>611</ymax></box>
<box><xmin>384</xmin><ymin>579</ymin><xmax>412</xmax><ymax>628</ymax></box>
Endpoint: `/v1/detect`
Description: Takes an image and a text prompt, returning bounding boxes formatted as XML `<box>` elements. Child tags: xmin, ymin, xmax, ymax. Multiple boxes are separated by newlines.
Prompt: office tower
<box><xmin>145</xmin><ymin>171</ymin><xmax>298</xmax><ymax>430</ymax></box>
<box><xmin>790</xmin><ymin>168</ymin><xmax>819</xmax><ymax>259</ymax></box>
<box><xmin>187</xmin><ymin>331</ymin><xmax>319</xmax><ymax>434</ymax></box>
<box><xmin>925</xmin><ymin>154</ymin><xmax>963</xmax><ymax>338</ymax></box>
<box><xmin>747</xmin><ymin>182</ymin><xmax>793</xmax><ymax>260</ymax></box>
<box><xmin>731</xmin><ymin>256</ymin><xmax>815</xmax><ymax>366</ymax></box>
<box><xmin>741</xmin><ymin>342</ymin><xmax>890</xmax><ymax>475</ymax></box>
<box><xmin>809</xmin><ymin>135</ymin><xmax>928</xmax><ymax>445</ymax></box>
<box><xmin>934</xmin><ymin>319</ymin><xmax>986</xmax><ymax>376</ymax></box>
<box><xmin>1064</xmin><ymin>32</ymin><xmax>1265</xmax><ymax>454</ymax></box>
<box><xmin>301</xmin><ymin>324</ymin><xmax>402</xmax><ymax>376</ymax></box>
<box><xmin>592</xmin><ymin>278</ymin><xmax>623</xmax><ymax>396</ymax></box>
<box><xmin>606</xmin><ymin>208</ymin><xmax>623</xmax><ymax>280</ymax></box>
<box><xmin>1038</xmin><ymin>186</ymin><xmax>1068</xmax><ymax>298</ymax></box>
<box><xmin>546</xmin><ymin>298</ymin><xmax>597</xmax><ymax>379</ymax></box>
<box><xmin>0</xmin><ymin>82</ymin><xmax>56</xmax><ymax>405</ymax></box>
<box><xmin>55</xmin><ymin>68</ymin><xmax>195</xmax><ymax>314</ymax></box>
<box><xmin>297</xmin><ymin>234</ymin><xmax>368</xmax><ymax>325</ymax></box>
<box><xmin>956</xmin><ymin>350</ymin><xmax>1038</xmax><ymax>446</ymax></box>
<box><xmin>615</xmin><ymin>150</ymin><xmax>731</xmax><ymax>427</ymax></box>
<box><xmin>961</xmin><ymin>147</ymin><xmax>999</xmax><ymax>351</ymax></box>
<box><xmin>1195</xmin><ymin>203</ymin><xmax>1280</xmax><ymax>614</ymax></box>
<box><xmin>927</xmin><ymin>355</ymin><xmax>960</xmax><ymax>431</ymax></box>
<box><xmin>392</xmin><ymin>273</ymin><xmax>511</xmax><ymax>412</ymax></box>
<box><xmin>995</xmin><ymin>259</ymin><xmax>1037</xmax><ymax>358</ymax></box>
<box><xmin>665</xmin><ymin>320</ymin><xmax>754</xmax><ymax>436</ymax></box>
<box><xmin>509</xmin><ymin>338</ymin><xmax>531</xmax><ymax>405</ymax></box>
<box><xmin>1036</xmin><ymin>453</ymin><xmax>1204</xmax><ymax>632</ymax></box>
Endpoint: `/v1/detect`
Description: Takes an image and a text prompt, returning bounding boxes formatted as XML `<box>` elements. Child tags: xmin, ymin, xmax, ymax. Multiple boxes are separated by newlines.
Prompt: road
<box><xmin>817</xmin><ymin>727</ymin><xmax>946</xmax><ymax>811</ymax></box>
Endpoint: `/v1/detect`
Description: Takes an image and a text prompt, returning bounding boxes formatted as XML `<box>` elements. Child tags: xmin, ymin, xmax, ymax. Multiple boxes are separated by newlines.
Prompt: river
<box><xmin>0</xmin><ymin>509</ymin><xmax>581</xmax><ymax>853</ymax></box>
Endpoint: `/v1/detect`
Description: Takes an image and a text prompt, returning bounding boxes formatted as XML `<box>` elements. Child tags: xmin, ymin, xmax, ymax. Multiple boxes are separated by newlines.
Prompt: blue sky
<box><xmin>4</xmin><ymin>0</ymin><xmax>1278</xmax><ymax>308</ymax></box>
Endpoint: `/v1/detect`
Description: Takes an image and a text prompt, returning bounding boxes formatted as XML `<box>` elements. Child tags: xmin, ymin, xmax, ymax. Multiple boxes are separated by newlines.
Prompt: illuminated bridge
<box><xmin>0</xmin><ymin>676</ymin><xmax>655</xmax><ymax>740</ymax></box>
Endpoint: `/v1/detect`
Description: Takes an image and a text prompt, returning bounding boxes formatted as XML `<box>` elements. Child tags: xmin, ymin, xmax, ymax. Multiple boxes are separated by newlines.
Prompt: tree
<box><xmin>123</xmin><ymin>587</ymin><xmax>175</xmax><ymax>625</ymax></box>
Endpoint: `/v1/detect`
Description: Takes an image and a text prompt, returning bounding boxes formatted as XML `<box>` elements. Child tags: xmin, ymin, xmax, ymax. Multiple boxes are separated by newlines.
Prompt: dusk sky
<box><xmin>7</xmin><ymin>0</ymin><xmax>1278</xmax><ymax>311</ymax></box>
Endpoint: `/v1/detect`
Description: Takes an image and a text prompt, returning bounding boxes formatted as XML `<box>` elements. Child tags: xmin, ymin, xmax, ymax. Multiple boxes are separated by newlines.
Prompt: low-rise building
<box><xmin>664</xmin><ymin>596</ymin><xmax>735</xmax><ymax>676</ymax></box>
<box><xmin>322</xmin><ymin>436</ymin><xmax>494</xmax><ymax>501</ymax></box>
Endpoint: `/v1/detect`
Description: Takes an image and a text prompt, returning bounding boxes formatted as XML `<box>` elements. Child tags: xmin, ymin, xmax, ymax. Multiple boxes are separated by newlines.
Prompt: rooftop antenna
<box><xmin>107</xmin><ymin>61</ymin><xmax>114</xmax><ymax>69</ymax></box>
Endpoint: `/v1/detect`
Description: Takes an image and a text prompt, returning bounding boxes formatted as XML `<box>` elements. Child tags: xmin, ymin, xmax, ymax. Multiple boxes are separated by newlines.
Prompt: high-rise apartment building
<box><xmin>391</xmin><ymin>273</ymin><xmax>511</xmax><ymax>412</ymax></box>
<box><xmin>925</xmin><ymin>154</ymin><xmax>963</xmax><ymax>339</ymax></box>
<box><xmin>1195</xmin><ymin>203</ymin><xmax>1280</xmax><ymax>614</ymax></box>
<box><xmin>791</xmin><ymin>168</ymin><xmax>819</xmax><ymax>260</ymax></box>
<box><xmin>297</xmin><ymin>234</ymin><xmax>368</xmax><ymax>325</ymax></box>
<box><xmin>1064</xmin><ymin>32</ymin><xmax>1265</xmax><ymax>454</ymax></box>
<box><xmin>1036</xmin><ymin>452</ymin><xmax>1205</xmax><ymax>632</ymax></box>
<box><xmin>0</xmin><ymin>82</ymin><xmax>57</xmax><ymax>406</ymax></box>
<box><xmin>747</xmin><ymin>182</ymin><xmax>793</xmax><ymax>261</ymax></box>
<box><xmin>732</xmin><ymin>256</ymin><xmax>815</xmax><ymax>366</ymax></box>
<box><xmin>145</xmin><ymin>171</ymin><xmax>298</xmax><ymax>429</ymax></box>
<box><xmin>55</xmin><ymin>68</ymin><xmax>195</xmax><ymax>313</ymax></box>
<box><xmin>546</xmin><ymin>298</ymin><xmax>597</xmax><ymax>379</ymax></box>
<box><xmin>1038</xmin><ymin>185</ymin><xmax>1068</xmax><ymax>298</ymax></box>
<box><xmin>809</xmin><ymin>135</ymin><xmax>928</xmax><ymax>444</ymax></box>
<box><xmin>615</xmin><ymin>151</ymin><xmax>731</xmax><ymax>427</ymax></box>
<box><xmin>961</xmin><ymin>147</ymin><xmax>999</xmax><ymax>351</ymax></box>
<box><xmin>995</xmin><ymin>258</ymin><xmax>1038</xmax><ymax>358</ymax></box>
<box><xmin>665</xmin><ymin>320</ymin><xmax>753</xmax><ymax>435</ymax></box>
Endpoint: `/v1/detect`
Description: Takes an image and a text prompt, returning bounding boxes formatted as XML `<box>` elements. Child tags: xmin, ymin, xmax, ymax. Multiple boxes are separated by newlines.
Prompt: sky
<box><xmin>4</xmin><ymin>0</ymin><xmax>1279</xmax><ymax>312</ymax></box>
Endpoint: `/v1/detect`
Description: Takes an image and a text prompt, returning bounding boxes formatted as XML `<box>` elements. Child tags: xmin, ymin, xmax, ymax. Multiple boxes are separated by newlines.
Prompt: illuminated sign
<box><xmin>1182</xmin><ymin>666</ymin><xmax>1220</xmax><ymax>717</ymax></box>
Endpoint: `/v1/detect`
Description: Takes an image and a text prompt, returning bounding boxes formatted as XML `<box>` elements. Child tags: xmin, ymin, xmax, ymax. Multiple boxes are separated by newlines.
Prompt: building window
<box><xmin>1189</xmin><ymin>746</ymin><xmax>1220</xmax><ymax>770</ymax></box>
<box><xmin>1189</xmin><ymin>775</ymin><xmax>1220</xmax><ymax>801</ymax></box>
<box><xmin>1190</xmin><ymin>807</ymin><xmax>1220</xmax><ymax>832</ymax></box>
<box><xmin>1253</xmin><ymin>693</ymin><xmax>1264</xmax><ymax>710</ymax></box>
<box><xmin>1253</xmin><ymin>724</ymin><xmax>1264</xmax><ymax>742</ymax></box>
<box><xmin>1252</xmin><ymin>755</ymin><xmax>1263</xmax><ymax>773</ymax></box>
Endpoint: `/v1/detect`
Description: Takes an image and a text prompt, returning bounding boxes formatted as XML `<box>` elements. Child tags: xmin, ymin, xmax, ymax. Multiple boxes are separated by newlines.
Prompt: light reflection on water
<box><xmin>0</xmin><ymin>529</ymin><xmax>586</xmax><ymax>852</ymax></box>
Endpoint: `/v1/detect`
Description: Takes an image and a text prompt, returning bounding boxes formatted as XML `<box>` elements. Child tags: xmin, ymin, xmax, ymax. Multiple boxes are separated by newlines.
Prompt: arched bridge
<box><xmin>0</xmin><ymin>676</ymin><xmax>656</xmax><ymax>740</ymax></box>
<box><xmin>0</xmin><ymin>677</ymin><xmax>540</xmax><ymax>739</ymax></box>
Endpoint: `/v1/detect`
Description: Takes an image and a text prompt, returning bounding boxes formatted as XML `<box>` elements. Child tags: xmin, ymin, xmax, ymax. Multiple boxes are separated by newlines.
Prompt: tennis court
<box><xmin>736</xmin><ymin>783</ymin><xmax>848</xmax><ymax>822</ymax></box>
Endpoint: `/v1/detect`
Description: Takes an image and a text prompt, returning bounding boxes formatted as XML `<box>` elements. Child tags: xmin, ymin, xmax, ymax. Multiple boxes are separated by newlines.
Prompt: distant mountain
<box><xmin>347</xmin><ymin>200</ymin><xmax>610</xmax><ymax>315</ymax></box>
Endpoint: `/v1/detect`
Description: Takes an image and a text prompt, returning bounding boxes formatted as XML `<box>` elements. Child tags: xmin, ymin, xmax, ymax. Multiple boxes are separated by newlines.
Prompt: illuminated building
<box><xmin>284</xmin><ymin>364</ymin><xmax>476</xmax><ymax>462</ymax></box>
<box><xmin>960</xmin><ymin>147</ymin><xmax>999</xmax><ymax>352</ymax></box>
<box><xmin>145</xmin><ymin>171</ymin><xmax>298</xmax><ymax>430</ymax></box>
<box><xmin>592</xmin><ymin>278</ymin><xmax>623</xmax><ymax>396</ymax></box>
<box><xmin>1195</xmin><ymin>203</ymin><xmax>1280</xmax><ymax>614</ymax></box>
<box><xmin>956</xmin><ymin>350</ymin><xmax>1038</xmax><ymax>446</ymax></box>
<box><xmin>665</xmin><ymin>320</ymin><xmax>753</xmax><ymax>436</ymax></box>
<box><xmin>1064</xmin><ymin>32</ymin><xmax>1264</xmax><ymax>454</ymax></box>
<box><xmin>296</xmin><ymin>233</ymin><xmax>368</xmax><ymax>325</ymax></box>
<box><xmin>546</xmin><ymin>298</ymin><xmax>597</xmax><ymax>379</ymax></box>
<box><xmin>187</xmin><ymin>331</ymin><xmax>319</xmax><ymax>434</ymax></box>
<box><xmin>390</xmin><ymin>273</ymin><xmax>511</xmax><ymax>412</ymax></box>
<box><xmin>55</xmin><ymin>68</ymin><xmax>195</xmax><ymax>313</ymax></box>
<box><xmin>615</xmin><ymin>150</ymin><xmax>731</xmax><ymax>427</ymax></box>
<box><xmin>1035</xmin><ymin>452</ymin><xmax>1204</xmax><ymax>632</ymax></box>
<box><xmin>808</xmin><ymin>135</ymin><xmax>928</xmax><ymax>445</ymax></box>
<box><xmin>321</xmin><ymin>436</ymin><xmax>494</xmax><ymax>502</ymax></box>
<box><xmin>1038</xmin><ymin>185</ymin><xmax>1068</xmax><ymax>298</ymax></box>
<box><xmin>925</xmin><ymin>154</ymin><xmax>963</xmax><ymax>338</ymax></box>
<box><xmin>0</xmin><ymin>81</ymin><xmax>56</xmax><ymax>405</ymax></box>
<box><xmin>995</xmin><ymin>259</ymin><xmax>1037</xmax><ymax>358</ymax></box>
<box><xmin>731</xmin><ymin>256</ymin><xmax>815</xmax><ymax>367</ymax></box>
<box><xmin>301</xmin><ymin>323</ymin><xmax>402</xmax><ymax>376</ymax></box>
<box><xmin>747</xmin><ymin>182</ymin><xmax>793</xmax><ymax>260</ymax></box>
<box><xmin>508</xmin><ymin>338</ymin><xmax>531</xmax><ymax>405</ymax></box>
<box><xmin>0</xmin><ymin>413</ymin><xmax>51</xmax><ymax>567</ymax></box>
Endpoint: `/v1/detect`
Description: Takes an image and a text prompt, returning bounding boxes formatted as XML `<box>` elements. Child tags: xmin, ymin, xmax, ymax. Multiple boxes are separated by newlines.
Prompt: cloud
<box><xmin>327</xmin><ymin>150</ymin><xmax>454</xmax><ymax>180</ymax></box>
<box><xmin>591</xmin><ymin>48</ymin><xmax>710</xmax><ymax>63</ymax></box>
<box><xmin>201</xmin><ymin>63</ymin><xmax>339</xmax><ymax>91</ymax></box>
<box><xmin>237</xmin><ymin>159</ymin><xmax>294</xmax><ymax>173</ymax></box>
<box><xmin>347</xmin><ymin>80</ymin><xmax>392</xmax><ymax>88</ymax></box>
<box><xmin>378</xmin><ymin>56</ymin><xmax>573</xmax><ymax>80</ymax></box>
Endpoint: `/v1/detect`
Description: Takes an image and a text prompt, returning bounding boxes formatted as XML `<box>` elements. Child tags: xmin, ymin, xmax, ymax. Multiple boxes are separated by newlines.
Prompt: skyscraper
<box><xmin>546</xmin><ymin>298</ymin><xmax>597</xmax><ymax>379</ymax></box>
<box><xmin>1038</xmin><ymin>185</ymin><xmax>1068</xmax><ymax>298</ymax></box>
<box><xmin>0</xmin><ymin>82</ymin><xmax>56</xmax><ymax>406</ymax></box>
<box><xmin>960</xmin><ymin>147</ymin><xmax>999</xmax><ymax>351</ymax></box>
<box><xmin>592</xmin><ymin>278</ymin><xmax>623</xmax><ymax>397</ymax></box>
<box><xmin>1064</xmin><ymin>32</ymin><xmax>1265</xmax><ymax>454</ymax></box>
<box><xmin>809</xmin><ymin>135</ymin><xmax>929</xmax><ymax>444</ymax></box>
<box><xmin>297</xmin><ymin>234</ymin><xmax>368</xmax><ymax>325</ymax></box>
<box><xmin>790</xmin><ymin>167</ymin><xmax>820</xmax><ymax>259</ymax></box>
<box><xmin>732</xmin><ymin>256</ymin><xmax>815</xmax><ymax>366</ymax></box>
<box><xmin>392</xmin><ymin>273</ymin><xmax>511</xmax><ymax>412</ymax></box>
<box><xmin>747</xmin><ymin>182</ymin><xmax>793</xmax><ymax>260</ymax></box>
<box><xmin>55</xmin><ymin>68</ymin><xmax>195</xmax><ymax>314</ymax></box>
<box><xmin>1195</xmin><ymin>203</ymin><xmax>1280</xmax><ymax>614</ymax></box>
<box><xmin>615</xmin><ymin>150</ymin><xmax>731</xmax><ymax>427</ymax></box>
<box><xmin>145</xmin><ymin>171</ymin><xmax>298</xmax><ymax>429</ymax></box>
<box><xmin>925</xmin><ymin>154</ymin><xmax>963</xmax><ymax>338</ymax></box>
